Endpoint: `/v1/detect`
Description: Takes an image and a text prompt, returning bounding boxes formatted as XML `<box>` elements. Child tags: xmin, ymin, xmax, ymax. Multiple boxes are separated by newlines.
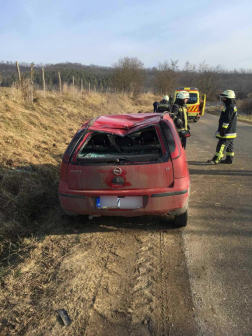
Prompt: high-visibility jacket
<box><xmin>172</xmin><ymin>103</ymin><xmax>188</xmax><ymax>131</ymax></box>
<box><xmin>216</xmin><ymin>103</ymin><xmax>237</xmax><ymax>139</ymax></box>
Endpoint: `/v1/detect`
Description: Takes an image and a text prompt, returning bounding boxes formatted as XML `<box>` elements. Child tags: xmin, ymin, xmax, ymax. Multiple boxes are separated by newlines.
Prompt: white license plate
<box><xmin>96</xmin><ymin>196</ymin><xmax>143</xmax><ymax>209</ymax></box>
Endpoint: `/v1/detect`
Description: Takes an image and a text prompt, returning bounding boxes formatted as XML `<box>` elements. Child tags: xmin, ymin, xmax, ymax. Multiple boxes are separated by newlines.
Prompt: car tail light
<box><xmin>60</xmin><ymin>162</ymin><xmax>68</xmax><ymax>182</ymax></box>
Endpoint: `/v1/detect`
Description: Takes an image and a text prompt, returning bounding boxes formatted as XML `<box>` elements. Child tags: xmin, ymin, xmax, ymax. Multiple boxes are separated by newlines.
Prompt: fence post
<box><xmin>16</xmin><ymin>61</ymin><xmax>21</xmax><ymax>83</ymax></box>
<box><xmin>89</xmin><ymin>82</ymin><xmax>90</xmax><ymax>94</ymax></box>
<box><xmin>30</xmin><ymin>62</ymin><xmax>34</xmax><ymax>102</ymax></box>
<box><xmin>58</xmin><ymin>72</ymin><xmax>62</xmax><ymax>94</ymax></box>
<box><xmin>42</xmin><ymin>68</ymin><xmax>45</xmax><ymax>92</ymax></box>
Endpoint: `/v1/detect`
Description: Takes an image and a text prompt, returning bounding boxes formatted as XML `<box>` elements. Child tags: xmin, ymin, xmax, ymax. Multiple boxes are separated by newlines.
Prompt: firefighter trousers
<box><xmin>214</xmin><ymin>139</ymin><xmax>234</xmax><ymax>163</ymax></box>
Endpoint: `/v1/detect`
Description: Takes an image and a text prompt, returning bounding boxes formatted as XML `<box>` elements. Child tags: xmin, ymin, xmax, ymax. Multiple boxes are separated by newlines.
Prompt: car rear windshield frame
<box><xmin>73</xmin><ymin>125</ymin><xmax>170</xmax><ymax>166</ymax></box>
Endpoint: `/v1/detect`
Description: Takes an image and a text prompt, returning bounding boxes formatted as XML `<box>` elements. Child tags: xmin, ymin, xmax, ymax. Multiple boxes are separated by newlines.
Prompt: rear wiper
<box><xmin>117</xmin><ymin>157</ymin><xmax>134</xmax><ymax>162</ymax></box>
<box><xmin>117</xmin><ymin>155</ymin><xmax>159</xmax><ymax>162</ymax></box>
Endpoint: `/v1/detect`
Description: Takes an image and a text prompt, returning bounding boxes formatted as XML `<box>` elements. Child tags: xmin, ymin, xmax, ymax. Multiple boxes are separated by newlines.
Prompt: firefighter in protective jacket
<box><xmin>207</xmin><ymin>90</ymin><xmax>237</xmax><ymax>164</ymax></box>
<box><xmin>172</xmin><ymin>91</ymin><xmax>190</xmax><ymax>149</ymax></box>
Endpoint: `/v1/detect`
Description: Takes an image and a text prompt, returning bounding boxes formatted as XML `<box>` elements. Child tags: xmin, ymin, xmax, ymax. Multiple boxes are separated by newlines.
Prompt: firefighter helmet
<box><xmin>163</xmin><ymin>95</ymin><xmax>169</xmax><ymax>100</ymax></box>
<box><xmin>177</xmin><ymin>91</ymin><xmax>190</xmax><ymax>99</ymax></box>
<box><xmin>220</xmin><ymin>90</ymin><xmax>236</xmax><ymax>99</ymax></box>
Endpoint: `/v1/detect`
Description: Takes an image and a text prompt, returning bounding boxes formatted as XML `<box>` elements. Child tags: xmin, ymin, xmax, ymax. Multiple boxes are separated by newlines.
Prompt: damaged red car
<box><xmin>59</xmin><ymin>113</ymin><xmax>190</xmax><ymax>227</ymax></box>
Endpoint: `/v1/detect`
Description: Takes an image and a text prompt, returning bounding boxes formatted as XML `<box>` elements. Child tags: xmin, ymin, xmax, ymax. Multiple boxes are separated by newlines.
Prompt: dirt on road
<box><xmin>0</xmin><ymin>216</ymin><xmax>198</xmax><ymax>336</ymax></box>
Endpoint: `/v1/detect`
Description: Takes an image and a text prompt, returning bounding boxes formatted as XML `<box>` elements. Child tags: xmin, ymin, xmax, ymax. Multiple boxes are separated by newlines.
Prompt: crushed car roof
<box><xmin>86</xmin><ymin>113</ymin><xmax>168</xmax><ymax>135</ymax></box>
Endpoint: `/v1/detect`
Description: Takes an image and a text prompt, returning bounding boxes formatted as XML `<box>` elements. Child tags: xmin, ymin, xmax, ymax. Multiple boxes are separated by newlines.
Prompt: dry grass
<box><xmin>0</xmin><ymin>88</ymin><xmax>157</xmax><ymax>253</ymax></box>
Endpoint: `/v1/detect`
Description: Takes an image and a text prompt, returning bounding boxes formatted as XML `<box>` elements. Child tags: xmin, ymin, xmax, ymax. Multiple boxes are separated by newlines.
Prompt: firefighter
<box><xmin>207</xmin><ymin>90</ymin><xmax>237</xmax><ymax>164</ymax></box>
<box><xmin>153</xmin><ymin>101</ymin><xmax>159</xmax><ymax>112</ymax></box>
<box><xmin>158</xmin><ymin>95</ymin><xmax>170</xmax><ymax>112</ymax></box>
<box><xmin>172</xmin><ymin>91</ymin><xmax>190</xmax><ymax>149</ymax></box>
<box><xmin>160</xmin><ymin>95</ymin><xmax>170</xmax><ymax>104</ymax></box>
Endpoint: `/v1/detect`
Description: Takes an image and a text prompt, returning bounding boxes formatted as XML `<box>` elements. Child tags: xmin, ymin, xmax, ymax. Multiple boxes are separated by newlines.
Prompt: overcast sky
<box><xmin>1</xmin><ymin>0</ymin><xmax>252</xmax><ymax>70</ymax></box>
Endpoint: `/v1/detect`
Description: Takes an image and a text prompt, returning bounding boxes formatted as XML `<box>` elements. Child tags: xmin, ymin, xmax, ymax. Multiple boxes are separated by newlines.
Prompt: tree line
<box><xmin>1</xmin><ymin>59</ymin><xmax>252</xmax><ymax>100</ymax></box>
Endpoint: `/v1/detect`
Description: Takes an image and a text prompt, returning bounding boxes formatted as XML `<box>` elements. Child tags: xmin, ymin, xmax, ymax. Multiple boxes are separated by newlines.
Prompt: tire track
<box><xmin>129</xmin><ymin>230</ymin><xmax>170</xmax><ymax>336</ymax></box>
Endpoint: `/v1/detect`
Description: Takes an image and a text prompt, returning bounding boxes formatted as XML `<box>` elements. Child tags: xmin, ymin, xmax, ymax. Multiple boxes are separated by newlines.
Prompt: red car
<box><xmin>59</xmin><ymin>113</ymin><xmax>190</xmax><ymax>227</ymax></box>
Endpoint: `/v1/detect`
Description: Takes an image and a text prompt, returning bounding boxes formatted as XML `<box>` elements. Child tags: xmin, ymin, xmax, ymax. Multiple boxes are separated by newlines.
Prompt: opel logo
<box><xmin>113</xmin><ymin>167</ymin><xmax>122</xmax><ymax>175</ymax></box>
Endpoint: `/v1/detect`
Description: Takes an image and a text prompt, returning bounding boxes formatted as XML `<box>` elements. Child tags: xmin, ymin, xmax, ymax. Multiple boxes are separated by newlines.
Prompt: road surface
<box><xmin>184</xmin><ymin>110</ymin><xmax>252</xmax><ymax>336</ymax></box>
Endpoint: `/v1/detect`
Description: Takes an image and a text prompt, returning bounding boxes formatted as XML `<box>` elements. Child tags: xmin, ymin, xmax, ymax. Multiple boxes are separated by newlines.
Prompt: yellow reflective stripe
<box><xmin>184</xmin><ymin>107</ymin><xmax>188</xmax><ymax>130</ymax></box>
<box><xmin>234</xmin><ymin>106</ymin><xmax>237</xmax><ymax>112</ymax></box>
<box><xmin>215</xmin><ymin>144</ymin><xmax>225</xmax><ymax>162</ymax></box>
<box><xmin>226</xmin><ymin>152</ymin><xmax>234</xmax><ymax>156</ymax></box>
<box><xmin>222</xmin><ymin>124</ymin><xmax>228</xmax><ymax>128</ymax></box>
<box><xmin>216</xmin><ymin>133</ymin><xmax>237</xmax><ymax>139</ymax></box>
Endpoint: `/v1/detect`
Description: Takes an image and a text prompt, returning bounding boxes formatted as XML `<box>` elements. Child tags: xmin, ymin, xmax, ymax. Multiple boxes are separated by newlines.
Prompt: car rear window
<box><xmin>77</xmin><ymin>127</ymin><xmax>163</xmax><ymax>163</ymax></box>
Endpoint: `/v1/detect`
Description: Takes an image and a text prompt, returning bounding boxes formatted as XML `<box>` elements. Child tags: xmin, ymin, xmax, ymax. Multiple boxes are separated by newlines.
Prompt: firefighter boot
<box><xmin>220</xmin><ymin>157</ymin><xmax>233</xmax><ymax>164</ymax></box>
<box><xmin>207</xmin><ymin>155</ymin><xmax>219</xmax><ymax>165</ymax></box>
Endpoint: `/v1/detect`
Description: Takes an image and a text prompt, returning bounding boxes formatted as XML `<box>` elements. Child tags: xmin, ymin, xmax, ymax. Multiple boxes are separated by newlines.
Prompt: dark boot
<box><xmin>220</xmin><ymin>157</ymin><xmax>233</xmax><ymax>164</ymax></box>
<box><xmin>207</xmin><ymin>155</ymin><xmax>219</xmax><ymax>165</ymax></box>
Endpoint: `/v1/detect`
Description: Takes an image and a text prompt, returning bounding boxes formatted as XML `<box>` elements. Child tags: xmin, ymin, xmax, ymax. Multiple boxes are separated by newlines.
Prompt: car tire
<box><xmin>174</xmin><ymin>210</ymin><xmax>188</xmax><ymax>228</ymax></box>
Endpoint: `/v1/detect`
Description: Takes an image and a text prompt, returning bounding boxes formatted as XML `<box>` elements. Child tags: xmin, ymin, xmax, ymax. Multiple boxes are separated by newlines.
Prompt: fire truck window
<box><xmin>176</xmin><ymin>93</ymin><xmax>198</xmax><ymax>104</ymax></box>
<box><xmin>187</xmin><ymin>93</ymin><xmax>198</xmax><ymax>104</ymax></box>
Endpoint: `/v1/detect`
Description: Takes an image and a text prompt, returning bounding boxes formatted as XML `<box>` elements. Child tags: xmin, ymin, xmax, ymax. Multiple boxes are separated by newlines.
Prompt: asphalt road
<box><xmin>184</xmin><ymin>110</ymin><xmax>252</xmax><ymax>336</ymax></box>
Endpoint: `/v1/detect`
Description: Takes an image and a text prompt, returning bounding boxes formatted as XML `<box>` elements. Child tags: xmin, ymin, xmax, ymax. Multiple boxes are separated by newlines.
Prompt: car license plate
<box><xmin>96</xmin><ymin>196</ymin><xmax>143</xmax><ymax>209</ymax></box>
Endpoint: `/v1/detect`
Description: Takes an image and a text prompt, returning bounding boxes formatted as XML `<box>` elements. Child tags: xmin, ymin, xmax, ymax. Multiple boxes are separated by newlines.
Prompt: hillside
<box><xmin>0</xmin><ymin>88</ymin><xmax>156</xmax><ymax>241</ymax></box>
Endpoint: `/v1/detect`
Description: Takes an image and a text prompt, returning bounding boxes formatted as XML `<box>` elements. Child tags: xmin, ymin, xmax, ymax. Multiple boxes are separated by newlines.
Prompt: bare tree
<box><xmin>196</xmin><ymin>61</ymin><xmax>222</xmax><ymax>99</ymax></box>
<box><xmin>111</xmin><ymin>57</ymin><xmax>146</xmax><ymax>95</ymax></box>
<box><xmin>180</xmin><ymin>61</ymin><xmax>197</xmax><ymax>87</ymax></box>
<box><xmin>154</xmin><ymin>60</ymin><xmax>179</xmax><ymax>96</ymax></box>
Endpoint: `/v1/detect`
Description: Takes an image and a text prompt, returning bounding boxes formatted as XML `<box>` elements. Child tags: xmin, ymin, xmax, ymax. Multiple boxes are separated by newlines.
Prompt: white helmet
<box><xmin>220</xmin><ymin>90</ymin><xmax>235</xmax><ymax>99</ymax></box>
<box><xmin>163</xmin><ymin>95</ymin><xmax>169</xmax><ymax>100</ymax></box>
<box><xmin>177</xmin><ymin>91</ymin><xmax>190</xmax><ymax>99</ymax></box>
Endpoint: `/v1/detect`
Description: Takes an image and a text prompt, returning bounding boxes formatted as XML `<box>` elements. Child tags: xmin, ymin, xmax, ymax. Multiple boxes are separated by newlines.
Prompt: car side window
<box><xmin>160</xmin><ymin>121</ymin><xmax>176</xmax><ymax>152</ymax></box>
<box><xmin>65</xmin><ymin>128</ymin><xmax>86</xmax><ymax>157</ymax></box>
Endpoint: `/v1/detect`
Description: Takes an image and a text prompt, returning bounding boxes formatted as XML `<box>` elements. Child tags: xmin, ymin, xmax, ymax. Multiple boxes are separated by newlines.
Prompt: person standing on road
<box><xmin>207</xmin><ymin>90</ymin><xmax>237</xmax><ymax>164</ymax></box>
<box><xmin>153</xmin><ymin>101</ymin><xmax>159</xmax><ymax>112</ymax></box>
<box><xmin>172</xmin><ymin>91</ymin><xmax>190</xmax><ymax>149</ymax></box>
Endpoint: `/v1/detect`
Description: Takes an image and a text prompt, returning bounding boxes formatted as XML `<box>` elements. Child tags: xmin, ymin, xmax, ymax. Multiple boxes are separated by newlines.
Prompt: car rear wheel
<box><xmin>174</xmin><ymin>209</ymin><xmax>188</xmax><ymax>228</ymax></box>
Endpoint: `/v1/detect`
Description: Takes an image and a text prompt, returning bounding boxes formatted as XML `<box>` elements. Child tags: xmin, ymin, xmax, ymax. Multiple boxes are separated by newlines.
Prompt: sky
<box><xmin>0</xmin><ymin>0</ymin><xmax>252</xmax><ymax>70</ymax></box>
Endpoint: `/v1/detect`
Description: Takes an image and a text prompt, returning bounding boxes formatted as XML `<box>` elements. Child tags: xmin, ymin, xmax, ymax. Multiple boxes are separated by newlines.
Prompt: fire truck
<box><xmin>173</xmin><ymin>87</ymin><xmax>206</xmax><ymax>122</ymax></box>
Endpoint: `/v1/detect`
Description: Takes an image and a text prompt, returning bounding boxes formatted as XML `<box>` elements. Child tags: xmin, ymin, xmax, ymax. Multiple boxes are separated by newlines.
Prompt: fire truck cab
<box><xmin>174</xmin><ymin>87</ymin><xmax>206</xmax><ymax>122</ymax></box>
